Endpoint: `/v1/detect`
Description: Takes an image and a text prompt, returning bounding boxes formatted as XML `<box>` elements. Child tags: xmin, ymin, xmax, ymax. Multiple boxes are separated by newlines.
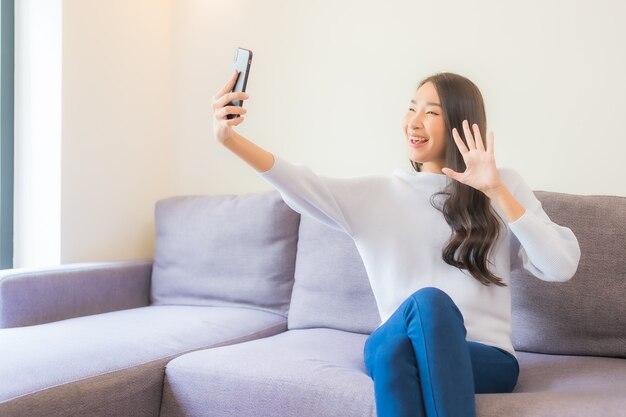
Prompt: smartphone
<box><xmin>227</xmin><ymin>47</ymin><xmax>253</xmax><ymax>119</ymax></box>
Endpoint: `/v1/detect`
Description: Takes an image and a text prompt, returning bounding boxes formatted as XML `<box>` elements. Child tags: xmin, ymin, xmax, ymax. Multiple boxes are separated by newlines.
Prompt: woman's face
<box><xmin>402</xmin><ymin>82</ymin><xmax>447</xmax><ymax>173</ymax></box>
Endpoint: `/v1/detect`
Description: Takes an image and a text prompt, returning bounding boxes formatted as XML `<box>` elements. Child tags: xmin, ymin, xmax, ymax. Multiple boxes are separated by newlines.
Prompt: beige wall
<box><xmin>14</xmin><ymin>0</ymin><xmax>626</xmax><ymax>267</ymax></box>
<box><xmin>59</xmin><ymin>0</ymin><xmax>175</xmax><ymax>264</ymax></box>
<box><xmin>176</xmin><ymin>0</ymin><xmax>626</xmax><ymax>198</ymax></box>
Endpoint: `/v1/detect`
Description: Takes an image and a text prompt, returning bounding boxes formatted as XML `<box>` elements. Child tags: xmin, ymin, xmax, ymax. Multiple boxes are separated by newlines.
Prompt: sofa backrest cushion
<box><xmin>511</xmin><ymin>191</ymin><xmax>626</xmax><ymax>358</ymax></box>
<box><xmin>150</xmin><ymin>191</ymin><xmax>300</xmax><ymax>317</ymax></box>
<box><xmin>287</xmin><ymin>215</ymin><xmax>381</xmax><ymax>334</ymax></box>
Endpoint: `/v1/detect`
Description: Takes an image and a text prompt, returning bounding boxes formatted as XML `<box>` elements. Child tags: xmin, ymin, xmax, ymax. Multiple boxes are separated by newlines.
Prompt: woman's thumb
<box><xmin>441</xmin><ymin>167</ymin><xmax>460</xmax><ymax>180</ymax></box>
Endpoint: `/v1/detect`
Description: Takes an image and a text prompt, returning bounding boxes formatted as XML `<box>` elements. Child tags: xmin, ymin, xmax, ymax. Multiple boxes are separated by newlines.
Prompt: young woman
<box><xmin>211</xmin><ymin>70</ymin><xmax>581</xmax><ymax>417</ymax></box>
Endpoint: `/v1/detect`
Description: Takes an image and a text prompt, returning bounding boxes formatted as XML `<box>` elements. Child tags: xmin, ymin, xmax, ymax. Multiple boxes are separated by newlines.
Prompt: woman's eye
<box><xmin>408</xmin><ymin>108</ymin><xmax>438</xmax><ymax>115</ymax></box>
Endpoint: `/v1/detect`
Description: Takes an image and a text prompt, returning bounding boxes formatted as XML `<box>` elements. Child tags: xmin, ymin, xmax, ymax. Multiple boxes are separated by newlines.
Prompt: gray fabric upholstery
<box><xmin>0</xmin><ymin>359</ymin><xmax>168</xmax><ymax>417</ymax></box>
<box><xmin>0</xmin><ymin>260</ymin><xmax>152</xmax><ymax>328</ymax></box>
<box><xmin>3</xmin><ymin>189</ymin><xmax>625</xmax><ymax>417</ymax></box>
<box><xmin>511</xmin><ymin>192</ymin><xmax>626</xmax><ymax>357</ymax></box>
<box><xmin>0</xmin><ymin>305</ymin><xmax>287</xmax><ymax>416</ymax></box>
<box><xmin>288</xmin><ymin>215</ymin><xmax>381</xmax><ymax>334</ymax></box>
<box><xmin>160</xmin><ymin>329</ymin><xmax>375</xmax><ymax>417</ymax></box>
<box><xmin>476</xmin><ymin>351</ymin><xmax>626</xmax><ymax>417</ymax></box>
<box><xmin>150</xmin><ymin>191</ymin><xmax>300</xmax><ymax>316</ymax></box>
<box><xmin>160</xmin><ymin>329</ymin><xmax>626</xmax><ymax>417</ymax></box>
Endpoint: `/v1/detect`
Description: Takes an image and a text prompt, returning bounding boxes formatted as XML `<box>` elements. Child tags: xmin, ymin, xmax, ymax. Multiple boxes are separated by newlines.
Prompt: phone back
<box><xmin>229</xmin><ymin>48</ymin><xmax>252</xmax><ymax>110</ymax></box>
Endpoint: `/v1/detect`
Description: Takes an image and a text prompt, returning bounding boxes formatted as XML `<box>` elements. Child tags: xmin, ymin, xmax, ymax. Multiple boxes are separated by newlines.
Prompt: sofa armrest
<box><xmin>0</xmin><ymin>259</ymin><xmax>153</xmax><ymax>328</ymax></box>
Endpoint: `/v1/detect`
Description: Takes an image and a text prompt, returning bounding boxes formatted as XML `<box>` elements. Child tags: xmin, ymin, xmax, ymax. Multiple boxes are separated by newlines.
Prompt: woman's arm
<box><xmin>212</xmin><ymin>71</ymin><xmax>360</xmax><ymax>236</ymax></box>
<box><xmin>483</xmin><ymin>184</ymin><xmax>526</xmax><ymax>222</ymax></box>
<box><xmin>501</xmin><ymin>169</ymin><xmax>581</xmax><ymax>282</ymax></box>
<box><xmin>442</xmin><ymin>120</ymin><xmax>580</xmax><ymax>281</ymax></box>
<box><xmin>222</xmin><ymin>130</ymin><xmax>275</xmax><ymax>173</ymax></box>
<box><xmin>219</xmin><ymin>130</ymin><xmax>355</xmax><ymax>234</ymax></box>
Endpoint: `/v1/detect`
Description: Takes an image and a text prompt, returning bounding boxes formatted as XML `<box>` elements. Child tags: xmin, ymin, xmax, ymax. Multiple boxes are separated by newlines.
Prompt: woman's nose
<box><xmin>409</xmin><ymin>114</ymin><xmax>423</xmax><ymax>129</ymax></box>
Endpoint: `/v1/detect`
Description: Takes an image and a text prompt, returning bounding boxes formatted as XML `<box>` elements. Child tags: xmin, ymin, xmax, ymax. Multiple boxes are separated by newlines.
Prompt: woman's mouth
<box><xmin>409</xmin><ymin>136</ymin><xmax>429</xmax><ymax>147</ymax></box>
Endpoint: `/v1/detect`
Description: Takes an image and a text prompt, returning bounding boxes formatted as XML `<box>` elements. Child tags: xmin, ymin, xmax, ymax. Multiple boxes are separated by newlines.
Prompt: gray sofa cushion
<box><xmin>288</xmin><ymin>215</ymin><xmax>380</xmax><ymax>334</ymax></box>
<box><xmin>476</xmin><ymin>352</ymin><xmax>626</xmax><ymax>417</ymax></box>
<box><xmin>151</xmin><ymin>191</ymin><xmax>300</xmax><ymax>316</ymax></box>
<box><xmin>0</xmin><ymin>305</ymin><xmax>287</xmax><ymax>417</ymax></box>
<box><xmin>511</xmin><ymin>192</ymin><xmax>626</xmax><ymax>357</ymax></box>
<box><xmin>160</xmin><ymin>329</ymin><xmax>375</xmax><ymax>417</ymax></box>
<box><xmin>160</xmin><ymin>328</ymin><xmax>626</xmax><ymax>417</ymax></box>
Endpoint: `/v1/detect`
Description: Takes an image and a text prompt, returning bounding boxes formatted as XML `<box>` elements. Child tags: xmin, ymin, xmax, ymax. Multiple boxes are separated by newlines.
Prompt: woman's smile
<box><xmin>408</xmin><ymin>132</ymin><xmax>429</xmax><ymax>146</ymax></box>
<box><xmin>402</xmin><ymin>81</ymin><xmax>447</xmax><ymax>173</ymax></box>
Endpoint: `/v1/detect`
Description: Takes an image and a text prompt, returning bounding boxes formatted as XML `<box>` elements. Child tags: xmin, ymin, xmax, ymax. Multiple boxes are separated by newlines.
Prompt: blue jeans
<box><xmin>364</xmin><ymin>287</ymin><xmax>519</xmax><ymax>417</ymax></box>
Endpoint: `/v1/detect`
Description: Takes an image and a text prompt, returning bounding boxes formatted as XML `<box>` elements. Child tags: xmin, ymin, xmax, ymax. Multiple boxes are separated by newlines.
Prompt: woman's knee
<box><xmin>404</xmin><ymin>287</ymin><xmax>465</xmax><ymax>327</ymax></box>
<box><xmin>409</xmin><ymin>287</ymin><xmax>457</xmax><ymax>311</ymax></box>
<box><xmin>409</xmin><ymin>286</ymin><xmax>448</xmax><ymax>301</ymax></box>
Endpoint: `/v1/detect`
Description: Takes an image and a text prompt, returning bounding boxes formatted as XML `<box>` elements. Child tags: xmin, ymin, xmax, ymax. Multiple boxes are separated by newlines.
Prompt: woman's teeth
<box><xmin>410</xmin><ymin>137</ymin><xmax>428</xmax><ymax>144</ymax></box>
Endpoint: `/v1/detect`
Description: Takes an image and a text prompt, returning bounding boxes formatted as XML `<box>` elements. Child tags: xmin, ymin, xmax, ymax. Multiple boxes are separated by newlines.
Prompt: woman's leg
<box><xmin>364</xmin><ymin>287</ymin><xmax>513</xmax><ymax>417</ymax></box>
<box><xmin>468</xmin><ymin>342</ymin><xmax>519</xmax><ymax>394</ymax></box>
<box><xmin>364</xmin><ymin>331</ymin><xmax>426</xmax><ymax>416</ymax></box>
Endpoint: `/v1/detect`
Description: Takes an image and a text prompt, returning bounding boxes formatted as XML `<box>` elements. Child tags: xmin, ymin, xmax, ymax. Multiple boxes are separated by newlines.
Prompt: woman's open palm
<box><xmin>442</xmin><ymin>120</ymin><xmax>503</xmax><ymax>195</ymax></box>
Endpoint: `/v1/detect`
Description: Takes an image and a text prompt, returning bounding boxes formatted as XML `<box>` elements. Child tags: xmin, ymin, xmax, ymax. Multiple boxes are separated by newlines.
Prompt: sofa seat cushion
<box><xmin>160</xmin><ymin>329</ymin><xmax>626</xmax><ymax>417</ymax></box>
<box><xmin>0</xmin><ymin>305</ymin><xmax>286</xmax><ymax>417</ymax></box>
<box><xmin>160</xmin><ymin>328</ymin><xmax>375</xmax><ymax>417</ymax></box>
<box><xmin>476</xmin><ymin>351</ymin><xmax>626</xmax><ymax>417</ymax></box>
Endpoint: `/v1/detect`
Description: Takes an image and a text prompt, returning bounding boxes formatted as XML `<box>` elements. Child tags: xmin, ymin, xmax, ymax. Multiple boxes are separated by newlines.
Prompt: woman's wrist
<box><xmin>222</xmin><ymin>131</ymin><xmax>275</xmax><ymax>172</ymax></box>
<box><xmin>483</xmin><ymin>182</ymin><xmax>507</xmax><ymax>200</ymax></box>
<box><xmin>484</xmin><ymin>184</ymin><xmax>526</xmax><ymax>222</ymax></box>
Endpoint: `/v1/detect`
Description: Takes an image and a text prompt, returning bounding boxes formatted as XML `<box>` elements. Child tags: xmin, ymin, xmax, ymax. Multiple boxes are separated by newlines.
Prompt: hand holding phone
<box><xmin>226</xmin><ymin>47</ymin><xmax>253</xmax><ymax>119</ymax></box>
<box><xmin>211</xmin><ymin>48</ymin><xmax>253</xmax><ymax>144</ymax></box>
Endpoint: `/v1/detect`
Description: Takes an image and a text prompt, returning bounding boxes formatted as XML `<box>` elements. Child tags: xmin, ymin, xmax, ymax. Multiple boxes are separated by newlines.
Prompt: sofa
<box><xmin>1</xmin><ymin>189</ymin><xmax>625</xmax><ymax>417</ymax></box>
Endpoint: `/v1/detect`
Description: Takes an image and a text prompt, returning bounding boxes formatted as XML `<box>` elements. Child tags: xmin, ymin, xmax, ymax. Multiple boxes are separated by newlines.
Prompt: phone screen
<box><xmin>227</xmin><ymin>47</ymin><xmax>253</xmax><ymax>119</ymax></box>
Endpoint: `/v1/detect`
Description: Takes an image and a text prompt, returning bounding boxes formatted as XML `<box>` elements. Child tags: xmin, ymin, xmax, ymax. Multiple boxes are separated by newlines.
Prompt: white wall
<box><xmin>14</xmin><ymin>0</ymin><xmax>626</xmax><ymax>267</ymax></box>
<box><xmin>174</xmin><ymin>0</ymin><xmax>626</xmax><ymax>197</ymax></box>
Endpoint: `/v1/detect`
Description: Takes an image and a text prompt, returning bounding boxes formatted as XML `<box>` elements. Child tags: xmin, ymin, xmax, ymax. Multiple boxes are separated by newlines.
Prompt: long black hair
<box><xmin>410</xmin><ymin>72</ymin><xmax>506</xmax><ymax>287</ymax></box>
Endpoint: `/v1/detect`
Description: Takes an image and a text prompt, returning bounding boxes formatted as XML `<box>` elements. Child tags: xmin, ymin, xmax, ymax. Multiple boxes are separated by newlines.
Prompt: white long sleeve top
<box><xmin>256</xmin><ymin>154</ymin><xmax>581</xmax><ymax>357</ymax></box>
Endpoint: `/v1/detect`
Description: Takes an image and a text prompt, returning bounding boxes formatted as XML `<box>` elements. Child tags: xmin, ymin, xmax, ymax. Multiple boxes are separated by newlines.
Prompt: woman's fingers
<box><xmin>217</xmin><ymin>105</ymin><xmax>247</xmax><ymax>120</ymax></box>
<box><xmin>441</xmin><ymin>167</ymin><xmax>463</xmax><ymax>182</ymax></box>
<box><xmin>472</xmin><ymin>123</ymin><xmax>485</xmax><ymax>152</ymax></box>
<box><xmin>212</xmin><ymin>70</ymin><xmax>244</xmax><ymax>111</ymax></box>
<box><xmin>462</xmin><ymin>119</ymin><xmax>477</xmax><ymax>150</ymax></box>
<box><xmin>214</xmin><ymin>69</ymin><xmax>239</xmax><ymax>100</ymax></box>
<box><xmin>212</xmin><ymin>91</ymin><xmax>249</xmax><ymax>123</ymax></box>
<box><xmin>211</xmin><ymin>71</ymin><xmax>248</xmax><ymax>144</ymax></box>
<box><xmin>214</xmin><ymin>91</ymin><xmax>249</xmax><ymax>110</ymax></box>
<box><xmin>226</xmin><ymin>115</ymin><xmax>245</xmax><ymax>126</ymax></box>
<box><xmin>456</xmin><ymin>120</ymin><xmax>489</xmax><ymax>154</ymax></box>
<box><xmin>452</xmin><ymin>127</ymin><xmax>469</xmax><ymax>154</ymax></box>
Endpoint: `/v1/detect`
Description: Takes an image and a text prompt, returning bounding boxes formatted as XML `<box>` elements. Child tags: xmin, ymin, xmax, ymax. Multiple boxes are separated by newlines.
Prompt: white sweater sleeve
<box><xmin>255</xmin><ymin>154</ymin><xmax>359</xmax><ymax>237</ymax></box>
<box><xmin>501</xmin><ymin>169</ymin><xmax>581</xmax><ymax>282</ymax></box>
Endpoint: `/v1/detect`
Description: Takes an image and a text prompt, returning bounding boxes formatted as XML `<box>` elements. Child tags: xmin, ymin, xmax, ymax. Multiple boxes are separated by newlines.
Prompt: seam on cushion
<box><xmin>151</xmin><ymin>303</ymin><xmax>289</xmax><ymax>319</ymax></box>
<box><xmin>0</xmin><ymin>321</ymin><xmax>287</xmax><ymax>404</ymax></box>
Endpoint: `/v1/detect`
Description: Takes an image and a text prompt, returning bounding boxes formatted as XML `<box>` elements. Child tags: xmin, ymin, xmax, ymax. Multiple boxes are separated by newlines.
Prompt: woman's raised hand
<box><xmin>212</xmin><ymin>70</ymin><xmax>249</xmax><ymax>144</ymax></box>
<box><xmin>441</xmin><ymin>120</ymin><xmax>504</xmax><ymax>196</ymax></box>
